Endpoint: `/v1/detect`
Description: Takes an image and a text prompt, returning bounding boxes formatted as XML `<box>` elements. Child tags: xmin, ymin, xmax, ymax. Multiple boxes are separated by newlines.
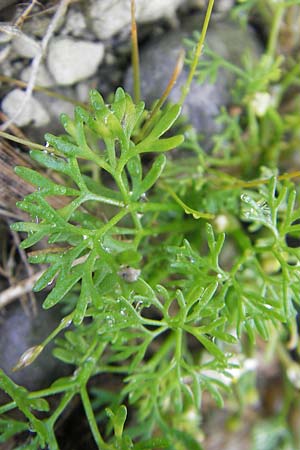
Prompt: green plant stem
<box><xmin>47</xmin><ymin>391</ymin><xmax>74</xmax><ymax>428</ymax></box>
<box><xmin>79</xmin><ymin>335</ymin><xmax>101</xmax><ymax>366</ymax></box>
<box><xmin>115</xmin><ymin>171</ymin><xmax>142</xmax><ymax>233</ymax></box>
<box><xmin>96</xmin><ymin>208</ymin><xmax>130</xmax><ymax>238</ymax></box>
<box><xmin>266</xmin><ymin>3</ymin><xmax>285</xmax><ymax>60</ymax></box>
<box><xmin>137</xmin><ymin>201</ymin><xmax>181</xmax><ymax>213</ymax></box>
<box><xmin>179</xmin><ymin>0</ymin><xmax>215</xmax><ymax>105</ymax></box>
<box><xmin>0</xmin><ymin>130</ymin><xmax>48</xmax><ymax>151</ymax></box>
<box><xmin>254</xmin><ymin>1</ymin><xmax>272</xmax><ymax>29</ymax></box>
<box><xmin>277</xmin><ymin>60</ymin><xmax>300</xmax><ymax>103</ymax></box>
<box><xmin>0</xmin><ymin>401</ymin><xmax>17</xmax><ymax>415</ymax></box>
<box><xmin>83</xmin><ymin>192</ymin><xmax>125</xmax><ymax>208</ymax></box>
<box><xmin>175</xmin><ymin>328</ymin><xmax>183</xmax><ymax>364</ymax></box>
<box><xmin>159</xmin><ymin>181</ymin><xmax>214</xmax><ymax>219</ymax></box>
<box><xmin>94</xmin><ymin>200</ymin><xmax>183</xmax><ymax>235</ymax></box>
<box><xmin>81</xmin><ymin>386</ymin><xmax>110</xmax><ymax>449</ymax></box>
<box><xmin>42</xmin><ymin>313</ymin><xmax>74</xmax><ymax>348</ymax></box>
<box><xmin>0</xmin><ymin>377</ymin><xmax>81</xmax><ymax>415</ymax></box>
<box><xmin>93</xmin><ymin>200</ymin><xmax>183</xmax><ymax>240</ymax></box>
<box><xmin>147</xmin><ymin>333</ymin><xmax>175</xmax><ymax>370</ymax></box>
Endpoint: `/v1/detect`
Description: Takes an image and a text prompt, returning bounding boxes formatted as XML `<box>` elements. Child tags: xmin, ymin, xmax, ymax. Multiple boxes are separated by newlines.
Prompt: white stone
<box><xmin>47</xmin><ymin>38</ymin><xmax>104</xmax><ymax>86</ymax></box>
<box><xmin>137</xmin><ymin>0</ymin><xmax>183</xmax><ymax>23</ymax></box>
<box><xmin>12</xmin><ymin>33</ymin><xmax>40</xmax><ymax>58</ymax></box>
<box><xmin>21</xmin><ymin>64</ymin><xmax>55</xmax><ymax>88</ymax></box>
<box><xmin>89</xmin><ymin>0</ymin><xmax>131</xmax><ymax>40</ymax></box>
<box><xmin>62</xmin><ymin>10</ymin><xmax>87</xmax><ymax>37</ymax></box>
<box><xmin>75</xmin><ymin>81</ymin><xmax>91</xmax><ymax>102</ymax></box>
<box><xmin>0</xmin><ymin>45</ymin><xmax>11</xmax><ymax>64</ymax></box>
<box><xmin>2</xmin><ymin>89</ymin><xmax>50</xmax><ymax>127</ymax></box>
<box><xmin>89</xmin><ymin>0</ymin><xmax>184</xmax><ymax>40</ymax></box>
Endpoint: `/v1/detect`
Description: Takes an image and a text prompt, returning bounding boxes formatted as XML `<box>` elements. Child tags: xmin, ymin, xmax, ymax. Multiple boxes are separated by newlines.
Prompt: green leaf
<box><xmin>33</xmin><ymin>263</ymin><xmax>60</xmax><ymax>292</ymax></box>
<box><xmin>146</xmin><ymin>104</ymin><xmax>181</xmax><ymax>140</ymax></box>
<box><xmin>19</xmin><ymin>228</ymin><xmax>53</xmax><ymax>249</ymax></box>
<box><xmin>0</xmin><ymin>370</ymin><xmax>49</xmax><ymax>446</ymax></box>
<box><xmin>30</xmin><ymin>150</ymin><xmax>72</xmax><ymax>177</ymax></box>
<box><xmin>186</xmin><ymin>328</ymin><xmax>227</xmax><ymax>363</ymax></box>
<box><xmin>106</xmin><ymin>405</ymin><xmax>127</xmax><ymax>439</ymax></box>
<box><xmin>162</xmin><ymin>183</ymin><xmax>214</xmax><ymax>219</ymax></box>
<box><xmin>52</xmin><ymin>347</ymin><xmax>77</xmax><ymax>364</ymax></box>
<box><xmin>89</xmin><ymin>89</ymin><xmax>105</xmax><ymax>110</ymax></box>
<box><xmin>123</xmin><ymin>96</ymin><xmax>145</xmax><ymax>138</ymax></box>
<box><xmin>60</xmin><ymin>112</ymin><xmax>76</xmax><ymax>137</ymax></box>
<box><xmin>133</xmin><ymin>154</ymin><xmax>166</xmax><ymax>200</ymax></box>
<box><xmin>73</xmin><ymin>252</ymin><xmax>97</xmax><ymax>325</ymax></box>
<box><xmin>167</xmin><ymin>429</ymin><xmax>203</xmax><ymax>450</ymax></box>
<box><xmin>134</xmin><ymin>437</ymin><xmax>170</xmax><ymax>449</ymax></box>
<box><xmin>29</xmin><ymin>398</ymin><xmax>50</xmax><ymax>412</ymax></box>
<box><xmin>253</xmin><ymin>317</ymin><xmax>270</xmax><ymax>340</ymax></box>
<box><xmin>116</xmin><ymin>249</ymin><xmax>142</xmax><ymax>265</ymax></box>
<box><xmin>127</xmin><ymin>154</ymin><xmax>143</xmax><ymax>197</ymax></box>
<box><xmin>135</xmin><ymin>134</ymin><xmax>184</xmax><ymax>154</ymax></box>
<box><xmin>42</xmin><ymin>266</ymin><xmax>83</xmax><ymax>309</ymax></box>
<box><xmin>107</xmin><ymin>112</ymin><xmax>128</xmax><ymax>151</ymax></box>
<box><xmin>10</xmin><ymin>221</ymin><xmax>44</xmax><ymax>233</ymax></box>
<box><xmin>0</xmin><ymin>418</ymin><xmax>28</xmax><ymax>443</ymax></box>
<box><xmin>201</xmin><ymin>377</ymin><xmax>225</xmax><ymax>408</ymax></box>
<box><xmin>112</xmin><ymin>87</ymin><xmax>127</xmax><ymax>121</ymax></box>
<box><xmin>15</xmin><ymin>166</ymin><xmax>78</xmax><ymax>196</ymax></box>
<box><xmin>45</xmin><ymin>134</ymin><xmax>86</xmax><ymax>158</ymax></box>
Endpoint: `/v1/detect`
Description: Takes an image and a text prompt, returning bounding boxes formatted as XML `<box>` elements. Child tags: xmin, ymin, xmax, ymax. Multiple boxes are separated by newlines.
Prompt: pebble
<box><xmin>21</xmin><ymin>63</ymin><xmax>55</xmax><ymax>88</ymax></box>
<box><xmin>89</xmin><ymin>0</ymin><xmax>184</xmax><ymax>40</ymax></box>
<box><xmin>12</xmin><ymin>33</ymin><xmax>41</xmax><ymax>58</ymax></box>
<box><xmin>47</xmin><ymin>37</ymin><xmax>105</xmax><ymax>86</ymax></box>
<box><xmin>61</xmin><ymin>9</ymin><xmax>87</xmax><ymax>38</ymax></box>
<box><xmin>2</xmin><ymin>88</ymin><xmax>50</xmax><ymax>127</ymax></box>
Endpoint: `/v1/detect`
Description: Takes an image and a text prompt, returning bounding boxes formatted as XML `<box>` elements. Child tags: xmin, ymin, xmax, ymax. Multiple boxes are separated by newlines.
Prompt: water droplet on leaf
<box><xmin>106</xmin><ymin>315</ymin><xmax>115</xmax><ymax>327</ymax></box>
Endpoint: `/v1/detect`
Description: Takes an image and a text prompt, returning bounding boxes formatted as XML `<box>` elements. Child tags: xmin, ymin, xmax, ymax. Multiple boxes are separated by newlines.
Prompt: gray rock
<box><xmin>61</xmin><ymin>9</ymin><xmax>87</xmax><ymax>37</ymax></box>
<box><xmin>21</xmin><ymin>63</ymin><xmax>55</xmax><ymax>88</ymax></box>
<box><xmin>215</xmin><ymin>0</ymin><xmax>235</xmax><ymax>13</ymax></box>
<box><xmin>0</xmin><ymin>28</ymin><xmax>13</xmax><ymax>44</ymax></box>
<box><xmin>186</xmin><ymin>0</ymin><xmax>234</xmax><ymax>14</ymax></box>
<box><xmin>12</xmin><ymin>33</ymin><xmax>41</xmax><ymax>58</ymax></box>
<box><xmin>124</xmin><ymin>15</ymin><xmax>261</xmax><ymax>148</ymax></box>
<box><xmin>2</xmin><ymin>88</ymin><xmax>50</xmax><ymax>127</ymax></box>
<box><xmin>88</xmin><ymin>0</ymin><xmax>185</xmax><ymax>40</ymax></box>
<box><xmin>0</xmin><ymin>301</ymin><xmax>70</xmax><ymax>391</ymax></box>
<box><xmin>0</xmin><ymin>0</ymin><xmax>17</xmax><ymax>11</ymax></box>
<box><xmin>47</xmin><ymin>37</ymin><xmax>105</xmax><ymax>86</ymax></box>
<box><xmin>0</xmin><ymin>44</ymin><xmax>11</xmax><ymax>65</ymax></box>
<box><xmin>136</xmin><ymin>0</ymin><xmax>184</xmax><ymax>23</ymax></box>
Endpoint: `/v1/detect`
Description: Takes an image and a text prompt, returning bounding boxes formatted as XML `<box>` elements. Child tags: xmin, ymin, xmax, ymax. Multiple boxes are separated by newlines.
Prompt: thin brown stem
<box><xmin>15</xmin><ymin>0</ymin><xmax>38</xmax><ymax>28</ymax></box>
<box><xmin>0</xmin><ymin>75</ymin><xmax>88</xmax><ymax>108</ymax></box>
<box><xmin>226</xmin><ymin>170</ymin><xmax>300</xmax><ymax>189</ymax></box>
<box><xmin>138</xmin><ymin>49</ymin><xmax>185</xmax><ymax>141</ymax></box>
<box><xmin>131</xmin><ymin>0</ymin><xmax>140</xmax><ymax>103</ymax></box>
